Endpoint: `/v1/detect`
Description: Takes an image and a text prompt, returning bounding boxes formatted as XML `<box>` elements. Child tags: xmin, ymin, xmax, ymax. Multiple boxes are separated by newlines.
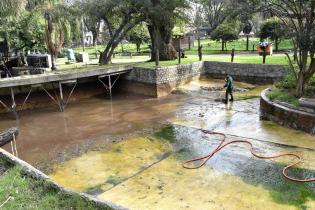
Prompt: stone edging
<box><xmin>0</xmin><ymin>148</ymin><xmax>128</xmax><ymax>210</ymax></box>
<box><xmin>260</xmin><ymin>88</ymin><xmax>315</xmax><ymax>134</ymax></box>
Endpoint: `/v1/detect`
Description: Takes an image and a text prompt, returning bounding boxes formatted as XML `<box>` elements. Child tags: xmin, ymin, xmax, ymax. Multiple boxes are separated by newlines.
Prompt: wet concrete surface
<box><xmin>1</xmin><ymin>77</ymin><xmax>315</xmax><ymax>209</ymax></box>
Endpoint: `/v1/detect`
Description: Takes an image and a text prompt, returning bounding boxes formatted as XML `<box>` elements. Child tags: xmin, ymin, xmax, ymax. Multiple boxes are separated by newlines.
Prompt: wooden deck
<box><xmin>0</xmin><ymin>65</ymin><xmax>132</xmax><ymax>88</ymax></box>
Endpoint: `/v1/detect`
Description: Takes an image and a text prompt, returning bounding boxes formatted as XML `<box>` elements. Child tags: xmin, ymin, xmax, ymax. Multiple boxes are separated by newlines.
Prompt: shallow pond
<box><xmin>1</xmin><ymin>77</ymin><xmax>315</xmax><ymax>210</ymax></box>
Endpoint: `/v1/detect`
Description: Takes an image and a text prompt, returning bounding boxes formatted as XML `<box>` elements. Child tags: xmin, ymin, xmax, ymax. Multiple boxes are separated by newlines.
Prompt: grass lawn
<box><xmin>206</xmin><ymin>54</ymin><xmax>289</xmax><ymax>65</ymax></box>
<box><xmin>0</xmin><ymin>159</ymin><xmax>110</xmax><ymax>210</ymax></box>
<box><xmin>71</xmin><ymin>38</ymin><xmax>293</xmax><ymax>57</ymax></box>
<box><xmin>186</xmin><ymin>38</ymin><xmax>293</xmax><ymax>55</ymax></box>
<box><xmin>54</xmin><ymin>54</ymin><xmax>289</xmax><ymax>72</ymax></box>
<box><xmin>135</xmin><ymin>54</ymin><xmax>289</xmax><ymax>68</ymax></box>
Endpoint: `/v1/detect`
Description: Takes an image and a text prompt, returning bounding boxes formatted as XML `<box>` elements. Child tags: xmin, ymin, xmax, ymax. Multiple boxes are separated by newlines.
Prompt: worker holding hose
<box><xmin>224</xmin><ymin>74</ymin><xmax>234</xmax><ymax>104</ymax></box>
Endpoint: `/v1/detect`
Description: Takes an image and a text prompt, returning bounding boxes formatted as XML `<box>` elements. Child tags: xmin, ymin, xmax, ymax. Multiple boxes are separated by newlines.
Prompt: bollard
<box><xmin>263</xmin><ymin>50</ymin><xmax>266</xmax><ymax>64</ymax></box>
<box><xmin>231</xmin><ymin>49</ymin><xmax>235</xmax><ymax>62</ymax></box>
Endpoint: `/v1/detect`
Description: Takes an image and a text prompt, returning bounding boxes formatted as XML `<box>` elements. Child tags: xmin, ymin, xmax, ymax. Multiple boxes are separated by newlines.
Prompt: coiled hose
<box><xmin>182</xmin><ymin>130</ymin><xmax>315</xmax><ymax>182</ymax></box>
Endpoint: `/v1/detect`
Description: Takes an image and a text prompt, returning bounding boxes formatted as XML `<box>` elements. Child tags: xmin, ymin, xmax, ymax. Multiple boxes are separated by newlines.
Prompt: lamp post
<box><xmin>81</xmin><ymin>17</ymin><xmax>85</xmax><ymax>52</ymax></box>
<box><xmin>177</xmin><ymin>35</ymin><xmax>181</xmax><ymax>64</ymax></box>
<box><xmin>154</xmin><ymin>26</ymin><xmax>159</xmax><ymax>67</ymax></box>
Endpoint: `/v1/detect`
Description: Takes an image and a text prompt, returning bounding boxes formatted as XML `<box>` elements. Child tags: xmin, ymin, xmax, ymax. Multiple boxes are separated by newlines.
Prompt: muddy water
<box><xmin>1</xmin><ymin>77</ymin><xmax>315</xmax><ymax>210</ymax></box>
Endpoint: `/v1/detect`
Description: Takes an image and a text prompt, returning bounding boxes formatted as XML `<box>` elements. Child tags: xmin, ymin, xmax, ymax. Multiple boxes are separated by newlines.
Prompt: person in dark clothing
<box><xmin>224</xmin><ymin>74</ymin><xmax>234</xmax><ymax>104</ymax></box>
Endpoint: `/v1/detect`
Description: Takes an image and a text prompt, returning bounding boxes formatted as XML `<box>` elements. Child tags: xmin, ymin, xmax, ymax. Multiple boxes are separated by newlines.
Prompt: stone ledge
<box><xmin>260</xmin><ymin>88</ymin><xmax>315</xmax><ymax>134</ymax></box>
<box><xmin>0</xmin><ymin>148</ymin><xmax>128</xmax><ymax>210</ymax></box>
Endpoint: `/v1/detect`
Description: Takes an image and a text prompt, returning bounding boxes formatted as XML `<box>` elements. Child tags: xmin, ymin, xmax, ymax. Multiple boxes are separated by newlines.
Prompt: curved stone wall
<box><xmin>260</xmin><ymin>89</ymin><xmax>315</xmax><ymax>134</ymax></box>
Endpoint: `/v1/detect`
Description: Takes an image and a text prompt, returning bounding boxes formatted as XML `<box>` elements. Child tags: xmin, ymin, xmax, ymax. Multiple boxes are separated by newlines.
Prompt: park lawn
<box><xmin>70</xmin><ymin>38</ymin><xmax>293</xmax><ymax>57</ymax></box>
<box><xmin>206</xmin><ymin>54</ymin><xmax>289</xmax><ymax>65</ymax></box>
<box><xmin>55</xmin><ymin>54</ymin><xmax>289</xmax><ymax>72</ymax></box>
<box><xmin>72</xmin><ymin>43</ymin><xmax>150</xmax><ymax>56</ymax></box>
<box><xmin>55</xmin><ymin>57</ymin><xmax>150</xmax><ymax>72</ymax></box>
<box><xmin>0</xmin><ymin>159</ymin><xmax>109</xmax><ymax>210</ymax></box>
<box><xmin>136</xmin><ymin>54</ymin><xmax>289</xmax><ymax>68</ymax></box>
<box><xmin>187</xmin><ymin>38</ymin><xmax>293</xmax><ymax>54</ymax></box>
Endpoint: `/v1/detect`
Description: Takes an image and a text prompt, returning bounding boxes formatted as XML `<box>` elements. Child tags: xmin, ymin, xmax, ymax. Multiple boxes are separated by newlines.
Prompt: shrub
<box><xmin>275</xmin><ymin>73</ymin><xmax>297</xmax><ymax>90</ymax></box>
<box><xmin>268</xmin><ymin>88</ymin><xmax>299</xmax><ymax>106</ymax></box>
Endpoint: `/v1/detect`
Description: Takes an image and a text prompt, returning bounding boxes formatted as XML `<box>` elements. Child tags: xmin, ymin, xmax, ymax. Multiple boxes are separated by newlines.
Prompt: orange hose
<box><xmin>182</xmin><ymin>130</ymin><xmax>315</xmax><ymax>182</ymax></box>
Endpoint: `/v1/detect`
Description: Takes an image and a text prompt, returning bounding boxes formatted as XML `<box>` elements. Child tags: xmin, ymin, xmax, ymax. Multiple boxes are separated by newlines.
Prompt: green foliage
<box><xmin>275</xmin><ymin>73</ymin><xmax>297</xmax><ymax>90</ymax></box>
<box><xmin>268</xmin><ymin>88</ymin><xmax>299</xmax><ymax>106</ymax></box>
<box><xmin>211</xmin><ymin>20</ymin><xmax>240</xmax><ymax>43</ymax></box>
<box><xmin>0</xmin><ymin>165</ymin><xmax>110</xmax><ymax>209</ymax></box>
<box><xmin>15</xmin><ymin>11</ymin><xmax>46</xmax><ymax>51</ymax></box>
<box><xmin>275</xmin><ymin>70</ymin><xmax>315</xmax><ymax>97</ymax></box>
<box><xmin>127</xmin><ymin>23</ymin><xmax>150</xmax><ymax>52</ymax></box>
<box><xmin>0</xmin><ymin>0</ymin><xmax>27</xmax><ymax>18</ymax></box>
<box><xmin>260</xmin><ymin>17</ymin><xmax>287</xmax><ymax>48</ymax></box>
<box><xmin>306</xmin><ymin>75</ymin><xmax>315</xmax><ymax>94</ymax></box>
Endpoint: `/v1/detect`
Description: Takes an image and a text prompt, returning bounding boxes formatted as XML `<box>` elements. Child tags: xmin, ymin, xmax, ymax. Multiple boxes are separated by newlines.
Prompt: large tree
<box><xmin>211</xmin><ymin>20</ymin><xmax>240</xmax><ymax>51</ymax></box>
<box><xmin>80</xmin><ymin>0</ymin><xmax>102</xmax><ymax>47</ymax></box>
<box><xmin>42</xmin><ymin>0</ymin><xmax>73</xmax><ymax>70</ymax></box>
<box><xmin>146</xmin><ymin>0</ymin><xmax>189</xmax><ymax>61</ymax></box>
<box><xmin>0</xmin><ymin>0</ymin><xmax>27</xmax><ymax>59</ymax></box>
<box><xmin>266</xmin><ymin>0</ymin><xmax>315</xmax><ymax>97</ymax></box>
<box><xmin>200</xmin><ymin>0</ymin><xmax>232</xmax><ymax>33</ymax></box>
<box><xmin>127</xmin><ymin>23</ymin><xmax>150</xmax><ymax>53</ymax></box>
<box><xmin>78</xmin><ymin>0</ymin><xmax>146</xmax><ymax>65</ymax></box>
<box><xmin>260</xmin><ymin>17</ymin><xmax>286</xmax><ymax>51</ymax></box>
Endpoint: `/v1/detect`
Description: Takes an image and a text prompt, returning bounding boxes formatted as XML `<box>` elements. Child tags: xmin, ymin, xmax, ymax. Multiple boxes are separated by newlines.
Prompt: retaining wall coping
<box><xmin>204</xmin><ymin>61</ymin><xmax>285</xmax><ymax>68</ymax></box>
<box><xmin>261</xmin><ymin>89</ymin><xmax>315</xmax><ymax>117</ymax></box>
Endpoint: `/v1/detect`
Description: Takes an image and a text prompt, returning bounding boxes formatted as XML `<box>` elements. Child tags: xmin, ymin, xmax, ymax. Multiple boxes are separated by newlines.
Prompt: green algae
<box><xmin>153</xmin><ymin>125</ymin><xmax>176</xmax><ymax>143</ymax></box>
<box><xmin>106</xmin><ymin>175</ymin><xmax>122</xmax><ymax>186</ymax></box>
<box><xmin>49</xmin><ymin>136</ymin><xmax>172</xmax><ymax>192</ymax></box>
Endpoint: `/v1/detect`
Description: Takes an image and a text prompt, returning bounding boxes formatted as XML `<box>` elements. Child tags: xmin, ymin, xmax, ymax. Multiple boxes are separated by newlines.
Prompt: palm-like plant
<box><xmin>36</xmin><ymin>0</ymin><xmax>72</xmax><ymax>70</ymax></box>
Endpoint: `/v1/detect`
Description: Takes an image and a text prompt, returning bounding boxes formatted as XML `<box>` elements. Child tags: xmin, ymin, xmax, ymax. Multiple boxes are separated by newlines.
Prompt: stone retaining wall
<box><xmin>122</xmin><ymin>62</ymin><xmax>204</xmax><ymax>97</ymax></box>
<box><xmin>122</xmin><ymin>61</ymin><xmax>286</xmax><ymax>97</ymax></box>
<box><xmin>204</xmin><ymin>61</ymin><xmax>287</xmax><ymax>84</ymax></box>
<box><xmin>260</xmin><ymin>89</ymin><xmax>315</xmax><ymax>134</ymax></box>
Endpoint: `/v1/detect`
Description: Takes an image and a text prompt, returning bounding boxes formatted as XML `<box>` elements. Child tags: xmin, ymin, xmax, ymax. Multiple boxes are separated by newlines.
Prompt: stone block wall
<box><xmin>204</xmin><ymin>61</ymin><xmax>287</xmax><ymax>84</ymax></box>
<box><xmin>122</xmin><ymin>61</ymin><xmax>286</xmax><ymax>97</ymax></box>
<box><xmin>122</xmin><ymin>62</ymin><xmax>204</xmax><ymax>97</ymax></box>
<box><xmin>124</xmin><ymin>62</ymin><xmax>204</xmax><ymax>84</ymax></box>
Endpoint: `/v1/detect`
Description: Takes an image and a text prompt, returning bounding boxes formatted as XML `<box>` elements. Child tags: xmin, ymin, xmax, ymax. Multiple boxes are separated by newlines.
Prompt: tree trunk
<box><xmin>295</xmin><ymin>52</ymin><xmax>315</xmax><ymax>97</ymax></box>
<box><xmin>99</xmin><ymin>40</ymin><xmax>120</xmax><ymax>65</ymax></box>
<box><xmin>222</xmin><ymin>40</ymin><xmax>224</xmax><ymax>51</ymax></box>
<box><xmin>246</xmin><ymin>36</ymin><xmax>249</xmax><ymax>51</ymax></box>
<box><xmin>148</xmin><ymin>25</ymin><xmax>177</xmax><ymax>61</ymax></box>
<box><xmin>296</xmin><ymin>73</ymin><xmax>305</xmax><ymax>97</ymax></box>
<box><xmin>136</xmin><ymin>43</ymin><xmax>140</xmax><ymax>53</ymax></box>
<box><xmin>92</xmin><ymin>30</ymin><xmax>98</xmax><ymax>47</ymax></box>
<box><xmin>51</xmin><ymin>56</ymin><xmax>57</xmax><ymax>71</ymax></box>
<box><xmin>275</xmin><ymin>36</ymin><xmax>279</xmax><ymax>51</ymax></box>
<box><xmin>294</xmin><ymin>49</ymin><xmax>298</xmax><ymax>62</ymax></box>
